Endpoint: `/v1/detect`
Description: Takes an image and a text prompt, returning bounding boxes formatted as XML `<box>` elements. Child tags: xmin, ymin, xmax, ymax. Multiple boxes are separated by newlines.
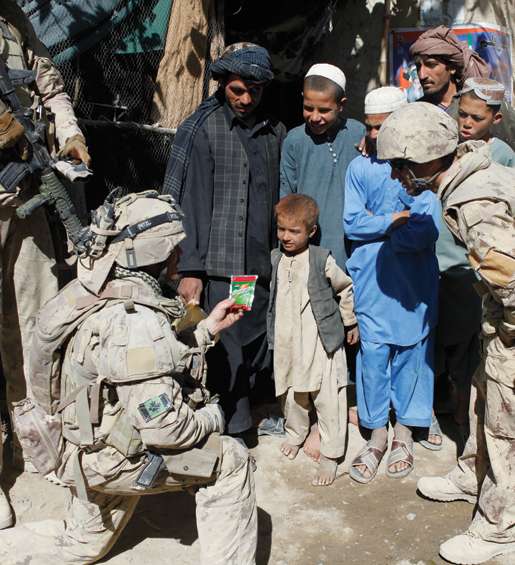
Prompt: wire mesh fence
<box><xmin>20</xmin><ymin>0</ymin><xmax>177</xmax><ymax>204</ymax></box>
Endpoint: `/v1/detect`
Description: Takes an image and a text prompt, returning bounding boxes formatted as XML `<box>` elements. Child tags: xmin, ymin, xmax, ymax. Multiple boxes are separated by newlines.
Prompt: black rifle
<box><xmin>0</xmin><ymin>56</ymin><xmax>91</xmax><ymax>254</ymax></box>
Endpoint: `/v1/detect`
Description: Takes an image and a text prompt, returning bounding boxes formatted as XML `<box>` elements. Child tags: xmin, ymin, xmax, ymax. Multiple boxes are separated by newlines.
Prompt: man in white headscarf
<box><xmin>343</xmin><ymin>87</ymin><xmax>440</xmax><ymax>483</ymax></box>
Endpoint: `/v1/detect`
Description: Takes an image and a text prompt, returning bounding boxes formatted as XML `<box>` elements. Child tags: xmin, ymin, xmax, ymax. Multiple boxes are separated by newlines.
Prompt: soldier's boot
<box><xmin>439</xmin><ymin>533</ymin><xmax>515</xmax><ymax>564</ymax></box>
<box><xmin>417</xmin><ymin>475</ymin><xmax>476</xmax><ymax>504</ymax></box>
<box><xmin>0</xmin><ymin>486</ymin><xmax>13</xmax><ymax>530</ymax></box>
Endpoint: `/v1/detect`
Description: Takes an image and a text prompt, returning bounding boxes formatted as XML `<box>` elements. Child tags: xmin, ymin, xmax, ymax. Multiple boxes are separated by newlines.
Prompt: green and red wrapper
<box><xmin>229</xmin><ymin>275</ymin><xmax>258</xmax><ymax>311</ymax></box>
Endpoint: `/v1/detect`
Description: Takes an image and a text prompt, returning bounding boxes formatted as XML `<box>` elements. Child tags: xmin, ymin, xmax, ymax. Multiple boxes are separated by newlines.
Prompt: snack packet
<box><xmin>229</xmin><ymin>275</ymin><xmax>258</xmax><ymax>311</ymax></box>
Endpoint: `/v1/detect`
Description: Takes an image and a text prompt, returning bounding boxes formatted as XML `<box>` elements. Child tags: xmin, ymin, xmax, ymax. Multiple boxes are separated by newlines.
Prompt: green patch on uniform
<box><xmin>138</xmin><ymin>393</ymin><xmax>172</xmax><ymax>422</ymax></box>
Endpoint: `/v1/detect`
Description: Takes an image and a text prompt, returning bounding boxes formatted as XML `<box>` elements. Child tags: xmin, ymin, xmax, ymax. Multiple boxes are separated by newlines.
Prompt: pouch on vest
<box><xmin>103</xmin><ymin>407</ymin><xmax>144</xmax><ymax>458</ymax></box>
<box><xmin>12</xmin><ymin>397</ymin><xmax>64</xmax><ymax>475</ymax></box>
<box><xmin>163</xmin><ymin>432</ymin><xmax>221</xmax><ymax>479</ymax></box>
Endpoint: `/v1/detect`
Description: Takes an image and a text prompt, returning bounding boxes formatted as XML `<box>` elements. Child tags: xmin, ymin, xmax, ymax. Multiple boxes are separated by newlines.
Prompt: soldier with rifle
<box><xmin>0</xmin><ymin>0</ymin><xmax>91</xmax><ymax>529</ymax></box>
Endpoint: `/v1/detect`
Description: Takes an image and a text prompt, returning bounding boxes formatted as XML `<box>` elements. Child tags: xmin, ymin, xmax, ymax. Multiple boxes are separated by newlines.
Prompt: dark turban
<box><xmin>162</xmin><ymin>43</ymin><xmax>273</xmax><ymax>200</ymax></box>
<box><xmin>409</xmin><ymin>25</ymin><xmax>490</xmax><ymax>82</ymax></box>
<box><xmin>210</xmin><ymin>42</ymin><xmax>274</xmax><ymax>82</ymax></box>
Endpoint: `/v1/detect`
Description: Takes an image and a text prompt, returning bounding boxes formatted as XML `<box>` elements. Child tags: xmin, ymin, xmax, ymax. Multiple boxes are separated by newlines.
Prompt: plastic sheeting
<box><xmin>17</xmin><ymin>0</ymin><xmax>173</xmax><ymax>62</ymax></box>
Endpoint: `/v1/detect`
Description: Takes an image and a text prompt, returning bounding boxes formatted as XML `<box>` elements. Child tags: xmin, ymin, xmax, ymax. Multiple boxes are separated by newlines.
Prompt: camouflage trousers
<box><xmin>448</xmin><ymin>334</ymin><xmax>515</xmax><ymax>542</ymax></box>
<box><xmin>0</xmin><ymin>204</ymin><xmax>57</xmax><ymax>416</ymax></box>
<box><xmin>0</xmin><ymin>436</ymin><xmax>257</xmax><ymax>564</ymax></box>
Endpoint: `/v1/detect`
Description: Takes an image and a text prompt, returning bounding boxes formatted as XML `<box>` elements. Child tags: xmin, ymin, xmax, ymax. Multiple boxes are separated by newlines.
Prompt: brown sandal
<box><xmin>349</xmin><ymin>442</ymin><xmax>387</xmax><ymax>484</ymax></box>
<box><xmin>386</xmin><ymin>438</ymin><xmax>414</xmax><ymax>478</ymax></box>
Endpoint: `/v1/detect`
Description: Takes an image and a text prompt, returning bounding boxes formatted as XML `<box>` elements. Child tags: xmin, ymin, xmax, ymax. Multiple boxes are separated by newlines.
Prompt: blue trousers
<box><xmin>356</xmin><ymin>335</ymin><xmax>434</xmax><ymax>429</ymax></box>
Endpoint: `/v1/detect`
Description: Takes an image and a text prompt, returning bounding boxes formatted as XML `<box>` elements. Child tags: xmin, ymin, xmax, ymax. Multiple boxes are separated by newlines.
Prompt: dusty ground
<box><xmin>2</xmin><ymin>415</ymin><xmax>511</xmax><ymax>565</ymax></box>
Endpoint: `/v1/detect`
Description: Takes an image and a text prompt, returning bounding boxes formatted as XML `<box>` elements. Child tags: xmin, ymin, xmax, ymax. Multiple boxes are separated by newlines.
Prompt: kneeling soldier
<box><xmin>0</xmin><ymin>191</ymin><xmax>256</xmax><ymax>564</ymax></box>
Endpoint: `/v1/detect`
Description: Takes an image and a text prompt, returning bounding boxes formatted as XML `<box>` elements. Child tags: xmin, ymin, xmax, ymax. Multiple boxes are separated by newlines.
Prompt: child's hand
<box><xmin>346</xmin><ymin>324</ymin><xmax>360</xmax><ymax>345</ymax></box>
<box><xmin>390</xmin><ymin>210</ymin><xmax>410</xmax><ymax>229</ymax></box>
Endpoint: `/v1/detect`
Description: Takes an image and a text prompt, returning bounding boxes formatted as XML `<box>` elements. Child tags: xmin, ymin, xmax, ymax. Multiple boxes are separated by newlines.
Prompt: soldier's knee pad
<box><xmin>220</xmin><ymin>435</ymin><xmax>252</xmax><ymax>475</ymax></box>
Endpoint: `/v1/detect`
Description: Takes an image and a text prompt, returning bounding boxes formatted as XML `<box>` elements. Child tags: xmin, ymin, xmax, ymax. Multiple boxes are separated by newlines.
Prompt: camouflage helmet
<box><xmin>78</xmin><ymin>190</ymin><xmax>185</xmax><ymax>294</ymax></box>
<box><xmin>377</xmin><ymin>102</ymin><xmax>458</xmax><ymax>163</ymax></box>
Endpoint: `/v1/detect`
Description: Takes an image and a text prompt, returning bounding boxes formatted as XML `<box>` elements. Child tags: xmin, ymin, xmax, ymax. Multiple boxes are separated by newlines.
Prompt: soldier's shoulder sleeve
<box><xmin>10</xmin><ymin>8</ymin><xmax>69</xmax><ymax>105</ymax></box>
<box><xmin>454</xmin><ymin>199</ymin><xmax>515</xmax><ymax>307</ymax></box>
<box><xmin>7</xmin><ymin>2</ymin><xmax>52</xmax><ymax>61</ymax></box>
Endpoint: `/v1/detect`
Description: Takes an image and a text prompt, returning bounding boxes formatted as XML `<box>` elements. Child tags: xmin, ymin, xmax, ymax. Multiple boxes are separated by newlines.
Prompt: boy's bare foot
<box><xmin>303</xmin><ymin>423</ymin><xmax>321</xmax><ymax>462</ymax></box>
<box><xmin>312</xmin><ymin>454</ymin><xmax>338</xmax><ymax>486</ymax></box>
<box><xmin>280</xmin><ymin>441</ymin><xmax>300</xmax><ymax>460</ymax></box>
<box><xmin>349</xmin><ymin>406</ymin><xmax>359</xmax><ymax>427</ymax></box>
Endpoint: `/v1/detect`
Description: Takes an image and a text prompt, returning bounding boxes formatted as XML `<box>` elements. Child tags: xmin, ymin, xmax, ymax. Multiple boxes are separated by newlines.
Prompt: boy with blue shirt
<box><xmin>343</xmin><ymin>87</ymin><xmax>440</xmax><ymax>483</ymax></box>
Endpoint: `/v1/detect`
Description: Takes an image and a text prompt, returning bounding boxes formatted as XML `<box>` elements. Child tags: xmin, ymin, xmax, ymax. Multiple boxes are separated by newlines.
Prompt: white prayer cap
<box><xmin>364</xmin><ymin>86</ymin><xmax>407</xmax><ymax>115</ymax></box>
<box><xmin>305</xmin><ymin>63</ymin><xmax>347</xmax><ymax>92</ymax></box>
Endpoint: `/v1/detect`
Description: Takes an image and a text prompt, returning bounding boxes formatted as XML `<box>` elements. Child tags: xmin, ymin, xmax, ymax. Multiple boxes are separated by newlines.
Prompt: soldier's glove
<box><xmin>197</xmin><ymin>403</ymin><xmax>225</xmax><ymax>434</ymax></box>
<box><xmin>0</xmin><ymin>110</ymin><xmax>25</xmax><ymax>150</ymax></box>
<box><xmin>58</xmin><ymin>134</ymin><xmax>92</xmax><ymax>167</ymax></box>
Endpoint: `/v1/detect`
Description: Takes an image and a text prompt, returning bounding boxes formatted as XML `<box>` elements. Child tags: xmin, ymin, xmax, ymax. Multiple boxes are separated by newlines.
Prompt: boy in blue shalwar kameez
<box><xmin>343</xmin><ymin>87</ymin><xmax>440</xmax><ymax>483</ymax></box>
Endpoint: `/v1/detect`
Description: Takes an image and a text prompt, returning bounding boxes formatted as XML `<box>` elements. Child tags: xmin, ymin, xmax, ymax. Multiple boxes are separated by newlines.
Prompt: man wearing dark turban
<box><xmin>163</xmin><ymin>43</ymin><xmax>286</xmax><ymax>435</ymax></box>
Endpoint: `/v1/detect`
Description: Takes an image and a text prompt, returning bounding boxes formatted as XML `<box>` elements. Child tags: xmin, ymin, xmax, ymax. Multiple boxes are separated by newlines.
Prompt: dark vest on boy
<box><xmin>267</xmin><ymin>245</ymin><xmax>345</xmax><ymax>355</ymax></box>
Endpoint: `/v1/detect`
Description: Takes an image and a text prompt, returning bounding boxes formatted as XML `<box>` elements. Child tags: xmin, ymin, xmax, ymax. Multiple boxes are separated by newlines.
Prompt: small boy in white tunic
<box><xmin>267</xmin><ymin>194</ymin><xmax>359</xmax><ymax>486</ymax></box>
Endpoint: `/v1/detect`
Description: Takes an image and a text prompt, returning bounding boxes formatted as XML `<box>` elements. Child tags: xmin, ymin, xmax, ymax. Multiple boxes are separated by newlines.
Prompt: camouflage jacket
<box><xmin>55</xmin><ymin>276</ymin><xmax>218</xmax><ymax>488</ymax></box>
<box><xmin>438</xmin><ymin>141</ymin><xmax>515</xmax><ymax>338</ymax></box>
<box><xmin>0</xmin><ymin>0</ymin><xmax>82</xmax><ymax>147</ymax></box>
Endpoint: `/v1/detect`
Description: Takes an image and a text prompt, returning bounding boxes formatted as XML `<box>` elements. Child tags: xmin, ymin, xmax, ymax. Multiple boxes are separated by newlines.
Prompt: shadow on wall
<box><xmin>308</xmin><ymin>0</ymin><xmax>514</xmax><ymax>121</ymax></box>
<box><xmin>310</xmin><ymin>0</ymin><xmax>420</xmax><ymax>121</ymax></box>
<box><xmin>246</xmin><ymin>1</ymin><xmax>423</xmax><ymax>127</ymax></box>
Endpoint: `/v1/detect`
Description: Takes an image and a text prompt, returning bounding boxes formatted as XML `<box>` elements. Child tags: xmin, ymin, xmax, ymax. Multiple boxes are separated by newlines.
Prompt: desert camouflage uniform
<box><xmin>0</xmin><ymin>272</ymin><xmax>257</xmax><ymax>564</ymax></box>
<box><xmin>0</xmin><ymin>0</ymin><xmax>84</xmax><ymax>443</ymax></box>
<box><xmin>434</xmin><ymin>141</ymin><xmax>515</xmax><ymax>543</ymax></box>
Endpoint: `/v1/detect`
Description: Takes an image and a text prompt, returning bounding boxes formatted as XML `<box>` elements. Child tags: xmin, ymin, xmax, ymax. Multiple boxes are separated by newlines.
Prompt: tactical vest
<box><xmin>267</xmin><ymin>245</ymin><xmax>346</xmax><ymax>355</ymax></box>
<box><xmin>12</xmin><ymin>278</ymin><xmax>191</xmax><ymax>480</ymax></box>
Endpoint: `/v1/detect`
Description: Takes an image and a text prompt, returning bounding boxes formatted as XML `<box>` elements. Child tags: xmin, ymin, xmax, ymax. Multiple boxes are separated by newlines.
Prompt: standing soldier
<box><xmin>377</xmin><ymin>101</ymin><xmax>515</xmax><ymax>564</ymax></box>
<box><xmin>0</xmin><ymin>0</ymin><xmax>91</xmax><ymax>528</ymax></box>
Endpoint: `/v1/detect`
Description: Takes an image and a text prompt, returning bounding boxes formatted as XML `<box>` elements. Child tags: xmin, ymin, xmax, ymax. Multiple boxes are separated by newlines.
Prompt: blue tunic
<box><xmin>490</xmin><ymin>137</ymin><xmax>515</xmax><ymax>168</ymax></box>
<box><xmin>343</xmin><ymin>155</ymin><xmax>440</xmax><ymax>346</ymax></box>
<box><xmin>280</xmin><ymin>118</ymin><xmax>365</xmax><ymax>268</ymax></box>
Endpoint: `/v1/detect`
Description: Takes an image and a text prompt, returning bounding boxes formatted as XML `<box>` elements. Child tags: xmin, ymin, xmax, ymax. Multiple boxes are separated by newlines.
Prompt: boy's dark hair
<box><xmin>304</xmin><ymin>75</ymin><xmax>345</xmax><ymax>101</ymax></box>
<box><xmin>460</xmin><ymin>90</ymin><xmax>501</xmax><ymax>113</ymax></box>
<box><xmin>275</xmin><ymin>194</ymin><xmax>319</xmax><ymax>230</ymax></box>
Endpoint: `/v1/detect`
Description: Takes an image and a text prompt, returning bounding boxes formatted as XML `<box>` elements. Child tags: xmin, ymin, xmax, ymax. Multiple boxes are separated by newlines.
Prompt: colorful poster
<box><xmin>389</xmin><ymin>24</ymin><xmax>513</xmax><ymax>103</ymax></box>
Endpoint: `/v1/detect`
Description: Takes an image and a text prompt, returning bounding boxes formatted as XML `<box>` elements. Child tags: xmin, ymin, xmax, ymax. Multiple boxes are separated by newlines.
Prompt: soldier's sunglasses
<box><xmin>390</xmin><ymin>159</ymin><xmax>412</xmax><ymax>171</ymax></box>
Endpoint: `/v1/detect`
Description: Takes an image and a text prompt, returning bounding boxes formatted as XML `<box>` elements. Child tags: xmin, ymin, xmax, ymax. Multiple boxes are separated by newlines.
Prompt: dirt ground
<box><xmin>2</xmin><ymin>414</ymin><xmax>511</xmax><ymax>565</ymax></box>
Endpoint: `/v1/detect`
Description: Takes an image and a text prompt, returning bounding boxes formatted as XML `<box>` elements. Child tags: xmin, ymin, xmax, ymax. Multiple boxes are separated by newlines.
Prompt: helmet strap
<box><xmin>406</xmin><ymin>166</ymin><xmax>443</xmax><ymax>195</ymax></box>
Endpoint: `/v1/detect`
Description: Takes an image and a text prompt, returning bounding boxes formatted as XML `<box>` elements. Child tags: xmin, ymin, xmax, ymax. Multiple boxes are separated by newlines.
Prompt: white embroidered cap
<box><xmin>305</xmin><ymin>63</ymin><xmax>347</xmax><ymax>92</ymax></box>
<box><xmin>365</xmin><ymin>86</ymin><xmax>407</xmax><ymax>115</ymax></box>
